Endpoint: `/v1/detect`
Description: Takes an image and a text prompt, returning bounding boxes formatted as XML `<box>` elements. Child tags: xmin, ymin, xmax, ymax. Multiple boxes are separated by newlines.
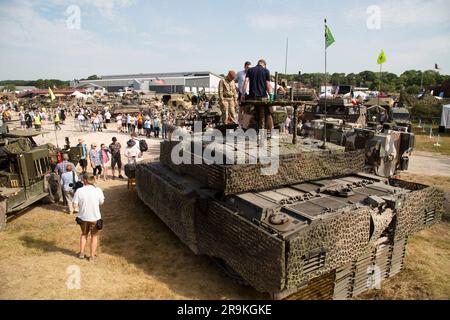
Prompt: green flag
<box><xmin>325</xmin><ymin>25</ymin><xmax>335</xmax><ymax>48</ymax></box>
<box><xmin>377</xmin><ymin>50</ymin><xmax>387</xmax><ymax>65</ymax></box>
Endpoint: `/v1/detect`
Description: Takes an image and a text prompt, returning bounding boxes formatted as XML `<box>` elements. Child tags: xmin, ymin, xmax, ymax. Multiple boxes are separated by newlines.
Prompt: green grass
<box><xmin>412</xmin><ymin>124</ymin><xmax>450</xmax><ymax>156</ymax></box>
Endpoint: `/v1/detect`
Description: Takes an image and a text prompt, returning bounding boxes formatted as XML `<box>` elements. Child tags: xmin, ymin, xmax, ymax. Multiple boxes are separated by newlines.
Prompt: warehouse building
<box><xmin>71</xmin><ymin>71</ymin><xmax>223</xmax><ymax>94</ymax></box>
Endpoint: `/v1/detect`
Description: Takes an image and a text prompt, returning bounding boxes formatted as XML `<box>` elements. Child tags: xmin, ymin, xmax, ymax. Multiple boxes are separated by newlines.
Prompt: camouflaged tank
<box><xmin>0</xmin><ymin>125</ymin><xmax>59</xmax><ymax>231</ymax></box>
<box><xmin>135</xmin><ymin>132</ymin><xmax>445</xmax><ymax>299</ymax></box>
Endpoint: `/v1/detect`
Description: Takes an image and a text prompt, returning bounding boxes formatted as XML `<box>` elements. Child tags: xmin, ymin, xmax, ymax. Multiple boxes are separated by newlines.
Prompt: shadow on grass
<box><xmin>96</xmin><ymin>182</ymin><xmax>263</xmax><ymax>300</ymax></box>
<box><xmin>20</xmin><ymin>235</ymin><xmax>76</xmax><ymax>257</ymax></box>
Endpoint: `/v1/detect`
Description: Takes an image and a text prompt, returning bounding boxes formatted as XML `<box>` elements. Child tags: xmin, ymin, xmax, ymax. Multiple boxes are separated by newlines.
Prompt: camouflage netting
<box><xmin>135</xmin><ymin>162</ymin><xmax>445</xmax><ymax>298</ymax></box>
<box><xmin>333</xmin><ymin>237</ymin><xmax>408</xmax><ymax>300</ymax></box>
<box><xmin>160</xmin><ymin>140</ymin><xmax>366</xmax><ymax>195</ymax></box>
<box><xmin>135</xmin><ymin>164</ymin><xmax>213</xmax><ymax>253</ymax></box>
<box><xmin>198</xmin><ymin>201</ymin><xmax>285</xmax><ymax>293</ymax></box>
<box><xmin>285</xmin><ymin>206</ymin><xmax>372</xmax><ymax>289</ymax></box>
<box><xmin>390</xmin><ymin>180</ymin><xmax>445</xmax><ymax>241</ymax></box>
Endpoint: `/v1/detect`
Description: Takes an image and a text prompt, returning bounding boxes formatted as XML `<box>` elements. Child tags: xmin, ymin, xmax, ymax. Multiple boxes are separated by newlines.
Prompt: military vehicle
<box><xmin>48</xmin><ymin>137</ymin><xmax>84</xmax><ymax>165</ymax></box>
<box><xmin>364</xmin><ymin>97</ymin><xmax>411</xmax><ymax>131</ymax></box>
<box><xmin>135</xmin><ymin>125</ymin><xmax>444</xmax><ymax>299</ymax></box>
<box><xmin>300</xmin><ymin>120</ymin><xmax>415</xmax><ymax>177</ymax></box>
<box><xmin>304</xmin><ymin>97</ymin><xmax>367</xmax><ymax>125</ymax></box>
<box><xmin>167</xmin><ymin>96</ymin><xmax>193</xmax><ymax>110</ymax></box>
<box><xmin>390</xmin><ymin>107</ymin><xmax>411</xmax><ymax>132</ymax></box>
<box><xmin>0</xmin><ymin>125</ymin><xmax>60</xmax><ymax>231</ymax></box>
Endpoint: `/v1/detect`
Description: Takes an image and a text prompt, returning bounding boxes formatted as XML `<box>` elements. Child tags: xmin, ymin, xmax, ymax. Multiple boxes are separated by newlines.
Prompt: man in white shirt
<box><xmin>236</xmin><ymin>61</ymin><xmax>251</xmax><ymax>100</ymax></box>
<box><xmin>125</xmin><ymin>133</ymin><xmax>142</xmax><ymax>164</ymax></box>
<box><xmin>73</xmin><ymin>174</ymin><xmax>105</xmax><ymax>261</ymax></box>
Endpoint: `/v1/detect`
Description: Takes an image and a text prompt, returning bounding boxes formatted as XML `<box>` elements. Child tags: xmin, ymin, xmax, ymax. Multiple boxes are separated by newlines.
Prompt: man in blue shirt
<box><xmin>56</xmin><ymin>154</ymin><xmax>75</xmax><ymax>176</ymax></box>
<box><xmin>242</xmin><ymin>59</ymin><xmax>273</xmax><ymax>130</ymax></box>
<box><xmin>60</xmin><ymin>164</ymin><xmax>78</xmax><ymax>214</ymax></box>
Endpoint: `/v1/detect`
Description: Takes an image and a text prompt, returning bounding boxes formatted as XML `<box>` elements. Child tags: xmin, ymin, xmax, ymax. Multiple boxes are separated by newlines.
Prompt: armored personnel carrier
<box><xmin>0</xmin><ymin>125</ymin><xmax>60</xmax><ymax>231</ymax></box>
<box><xmin>301</xmin><ymin>120</ymin><xmax>415</xmax><ymax>177</ymax></box>
<box><xmin>135</xmin><ymin>127</ymin><xmax>444</xmax><ymax>299</ymax></box>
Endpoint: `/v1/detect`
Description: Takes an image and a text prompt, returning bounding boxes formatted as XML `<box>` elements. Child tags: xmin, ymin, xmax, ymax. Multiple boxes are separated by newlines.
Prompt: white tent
<box><xmin>71</xmin><ymin>91</ymin><xmax>88</xmax><ymax>100</ymax></box>
<box><xmin>343</xmin><ymin>91</ymin><xmax>369</xmax><ymax>100</ymax></box>
<box><xmin>441</xmin><ymin>104</ymin><xmax>450</xmax><ymax>129</ymax></box>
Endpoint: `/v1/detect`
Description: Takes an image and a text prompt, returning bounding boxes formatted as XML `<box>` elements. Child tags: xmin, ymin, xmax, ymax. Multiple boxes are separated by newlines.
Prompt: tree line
<box><xmin>279</xmin><ymin>70</ymin><xmax>450</xmax><ymax>94</ymax></box>
<box><xmin>0</xmin><ymin>79</ymin><xmax>70</xmax><ymax>90</ymax></box>
<box><xmin>1</xmin><ymin>71</ymin><xmax>449</xmax><ymax>94</ymax></box>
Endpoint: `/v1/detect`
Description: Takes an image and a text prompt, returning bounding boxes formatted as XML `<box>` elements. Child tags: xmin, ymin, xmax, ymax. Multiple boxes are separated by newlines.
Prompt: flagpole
<box><xmin>378</xmin><ymin>62</ymin><xmax>382</xmax><ymax>106</ymax></box>
<box><xmin>323</xmin><ymin>19</ymin><xmax>327</xmax><ymax>148</ymax></box>
<box><xmin>285</xmin><ymin>37</ymin><xmax>289</xmax><ymax>75</ymax></box>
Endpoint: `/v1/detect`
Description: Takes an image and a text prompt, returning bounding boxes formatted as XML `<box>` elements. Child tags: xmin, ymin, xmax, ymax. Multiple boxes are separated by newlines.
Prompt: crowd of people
<box><xmin>53</xmin><ymin>131</ymin><xmax>147</xmax><ymax>262</ymax></box>
<box><xmin>0</xmin><ymin>58</ymin><xmax>281</xmax><ymax>263</ymax></box>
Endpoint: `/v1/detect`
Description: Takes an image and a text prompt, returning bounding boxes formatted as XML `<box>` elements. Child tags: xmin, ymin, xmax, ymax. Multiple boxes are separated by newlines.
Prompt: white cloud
<box><xmin>0</xmin><ymin>0</ymin><xmax>158</xmax><ymax>79</ymax></box>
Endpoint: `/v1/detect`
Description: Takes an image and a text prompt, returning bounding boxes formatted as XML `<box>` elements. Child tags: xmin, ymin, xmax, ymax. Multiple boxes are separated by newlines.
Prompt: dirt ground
<box><xmin>0</xmin><ymin>119</ymin><xmax>449</xmax><ymax>300</ymax></box>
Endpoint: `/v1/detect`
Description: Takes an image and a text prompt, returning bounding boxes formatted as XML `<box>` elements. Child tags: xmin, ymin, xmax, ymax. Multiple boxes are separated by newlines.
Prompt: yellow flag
<box><xmin>48</xmin><ymin>87</ymin><xmax>56</xmax><ymax>101</ymax></box>
<box><xmin>377</xmin><ymin>50</ymin><xmax>387</xmax><ymax>65</ymax></box>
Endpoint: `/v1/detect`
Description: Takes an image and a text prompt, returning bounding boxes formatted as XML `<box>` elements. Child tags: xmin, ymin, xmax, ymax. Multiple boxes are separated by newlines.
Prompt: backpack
<box><xmin>139</xmin><ymin>139</ymin><xmax>148</xmax><ymax>152</ymax></box>
<box><xmin>127</xmin><ymin>139</ymin><xmax>136</xmax><ymax>148</ymax></box>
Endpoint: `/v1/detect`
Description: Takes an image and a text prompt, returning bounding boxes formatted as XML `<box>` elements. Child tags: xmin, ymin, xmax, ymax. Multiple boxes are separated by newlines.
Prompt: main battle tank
<box><xmin>135</xmin><ymin>126</ymin><xmax>445</xmax><ymax>299</ymax></box>
<box><xmin>0</xmin><ymin>125</ymin><xmax>60</xmax><ymax>231</ymax></box>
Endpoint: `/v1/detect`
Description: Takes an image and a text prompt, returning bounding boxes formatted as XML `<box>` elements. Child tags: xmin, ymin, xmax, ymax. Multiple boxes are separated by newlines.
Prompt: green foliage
<box><xmin>406</xmin><ymin>85</ymin><xmax>420</xmax><ymax>94</ymax></box>
<box><xmin>402</xmin><ymin>93</ymin><xmax>443</xmax><ymax>121</ymax></box>
<box><xmin>87</xmin><ymin>75</ymin><xmax>100</xmax><ymax>80</ymax></box>
<box><xmin>34</xmin><ymin>79</ymin><xmax>70</xmax><ymax>89</ymax></box>
<box><xmin>278</xmin><ymin>70</ymin><xmax>448</xmax><ymax>94</ymax></box>
<box><xmin>1</xmin><ymin>84</ymin><xmax>16</xmax><ymax>92</ymax></box>
<box><xmin>0</xmin><ymin>79</ymin><xmax>70</xmax><ymax>89</ymax></box>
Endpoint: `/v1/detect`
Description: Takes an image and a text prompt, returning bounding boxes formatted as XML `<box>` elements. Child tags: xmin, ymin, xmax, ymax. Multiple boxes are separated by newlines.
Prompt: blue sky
<box><xmin>0</xmin><ymin>0</ymin><xmax>449</xmax><ymax>80</ymax></box>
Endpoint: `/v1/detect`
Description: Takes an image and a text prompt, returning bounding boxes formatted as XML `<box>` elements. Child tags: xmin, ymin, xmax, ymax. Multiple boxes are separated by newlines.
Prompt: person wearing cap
<box><xmin>218</xmin><ymin>70</ymin><xmax>238</xmax><ymax>124</ymax></box>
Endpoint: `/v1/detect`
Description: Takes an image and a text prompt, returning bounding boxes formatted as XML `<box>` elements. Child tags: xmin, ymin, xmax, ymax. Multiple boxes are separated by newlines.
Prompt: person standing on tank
<box><xmin>241</xmin><ymin>59</ymin><xmax>274</xmax><ymax>131</ymax></box>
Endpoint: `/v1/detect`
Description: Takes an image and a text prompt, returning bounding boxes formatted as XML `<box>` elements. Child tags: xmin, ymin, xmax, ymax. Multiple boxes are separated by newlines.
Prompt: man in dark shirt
<box><xmin>242</xmin><ymin>59</ymin><xmax>273</xmax><ymax>130</ymax></box>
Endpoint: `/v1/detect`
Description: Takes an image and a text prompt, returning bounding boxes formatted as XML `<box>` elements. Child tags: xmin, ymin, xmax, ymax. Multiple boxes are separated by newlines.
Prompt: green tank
<box><xmin>0</xmin><ymin>125</ymin><xmax>60</xmax><ymax>231</ymax></box>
